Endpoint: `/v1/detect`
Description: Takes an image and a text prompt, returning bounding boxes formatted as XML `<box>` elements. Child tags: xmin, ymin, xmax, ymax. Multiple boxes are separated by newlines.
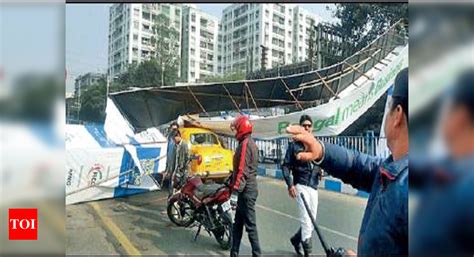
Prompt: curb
<box><xmin>257</xmin><ymin>166</ymin><xmax>370</xmax><ymax>198</ymax></box>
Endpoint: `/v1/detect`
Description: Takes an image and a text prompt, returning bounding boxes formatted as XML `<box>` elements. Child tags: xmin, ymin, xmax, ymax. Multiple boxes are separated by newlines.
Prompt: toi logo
<box><xmin>8</xmin><ymin>208</ymin><xmax>38</xmax><ymax>240</ymax></box>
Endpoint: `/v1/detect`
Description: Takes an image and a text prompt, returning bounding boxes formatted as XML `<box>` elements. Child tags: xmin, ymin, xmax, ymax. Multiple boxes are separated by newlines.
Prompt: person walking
<box><xmin>282</xmin><ymin>115</ymin><xmax>322</xmax><ymax>256</ymax></box>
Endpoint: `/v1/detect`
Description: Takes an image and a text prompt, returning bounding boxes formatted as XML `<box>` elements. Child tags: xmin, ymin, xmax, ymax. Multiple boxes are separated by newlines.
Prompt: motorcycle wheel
<box><xmin>213</xmin><ymin>211</ymin><xmax>233</xmax><ymax>250</ymax></box>
<box><xmin>167</xmin><ymin>198</ymin><xmax>195</xmax><ymax>227</ymax></box>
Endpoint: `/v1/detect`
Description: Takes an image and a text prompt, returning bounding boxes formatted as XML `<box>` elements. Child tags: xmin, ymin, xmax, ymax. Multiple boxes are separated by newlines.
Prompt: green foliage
<box><xmin>331</xmin><ymin>4</ymin><xmax>408</xmax><ymax>50</ymax></box>
<box><xmin>202</xmin><ymin>72</ymin><xmax>246</xmax><ymax>83</ymax></box>
<box><xmin>79</xmin><ymin>77</ymin><xmax>107</xmax><ymax>123</ymax></box>
<box><xmin>151</xmin><ymin>13</ymin><xmax>180</xmax><ymax>87</ymax></box>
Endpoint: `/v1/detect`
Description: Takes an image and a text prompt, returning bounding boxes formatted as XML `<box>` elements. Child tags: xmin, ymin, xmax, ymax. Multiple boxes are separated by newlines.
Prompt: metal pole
<box><xmin>300</xmin><ymin>193</ymin><xmax>330</xmax><ymax>255</ymax></box>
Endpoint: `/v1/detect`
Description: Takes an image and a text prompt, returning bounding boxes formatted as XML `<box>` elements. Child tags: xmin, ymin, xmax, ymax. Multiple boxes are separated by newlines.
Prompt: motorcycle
<box><xmin>167</xmin><ymin>172</ymin><xmax>233</xmax><ymax>250</ymax></box>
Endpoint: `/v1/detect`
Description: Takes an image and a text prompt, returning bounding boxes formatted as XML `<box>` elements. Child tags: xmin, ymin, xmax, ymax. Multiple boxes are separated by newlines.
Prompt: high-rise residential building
<box><xmin>181</xmin><ymin>5</ymin><xmax>219</xmax><ymax>83</ymax></box>
<box><xmin>217</xmin><ymin>21</ymin><xmax>223</xmax><ymax>74</ymax></box>
<box><xmin>107</xmin><ymin>4</ymin><xmax>322</xmax><ymax>83</ymax></box>
<box><xmin>218</xmin><ymin>4</ymin><xmax>321</xmax><ymax>75</ymax></box>
<box><xmin>292</xmin><ymin>6</ymin><xmax>321</xmax><ymax>63</ymax></box>
<box><xmin>108</xmin><ymin>3</ymin><xmax>183</xmax><ymax>79</ymax></box>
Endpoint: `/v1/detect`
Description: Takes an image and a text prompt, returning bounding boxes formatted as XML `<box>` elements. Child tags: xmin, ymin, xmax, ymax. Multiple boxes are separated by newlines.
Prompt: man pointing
<box><xmin>287</xmin><ymin>68</ymin><xmax>409</xmax><ymax>256</ymax></box>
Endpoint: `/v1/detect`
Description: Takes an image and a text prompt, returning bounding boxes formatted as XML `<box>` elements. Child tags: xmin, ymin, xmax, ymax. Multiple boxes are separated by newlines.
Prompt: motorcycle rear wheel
<box><xmin>213</xmin><ymin>211</ymin><xmax>233</xmax><ymax>250</ymax></box>
<box><xmin>167</xmin><ymin>198</ymin><xmax>195</xmax><ymax>227</ymax></box>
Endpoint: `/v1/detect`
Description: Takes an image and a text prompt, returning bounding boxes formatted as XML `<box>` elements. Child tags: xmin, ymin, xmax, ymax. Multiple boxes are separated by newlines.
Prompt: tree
<box><xmin>330</xmin><ymin>4</ymin><xmax>408</xmax><ymax>50</ymax></box>
<box><xmin>111</xmin><ymin>58</ymin><xmax>179</xmax><ymax>91</ymax></box>
<box><xmin>202</xmin><ymin>71</ymin><xmax>246</xmax><ymax>83</ymax></box>
<box><xmin>129</xmin><ymin>59</ymin><xmax>163</xmax><ymax>86</ymax></box>
<box><xmin>151</xmin><ymin>14</ymin><xmax>180</xmax><ymax>87</ymax></box>
<box><xmin>79</xmin><ymin>78</ymin><xmax>107</xmax><ymax>123</ymax></box>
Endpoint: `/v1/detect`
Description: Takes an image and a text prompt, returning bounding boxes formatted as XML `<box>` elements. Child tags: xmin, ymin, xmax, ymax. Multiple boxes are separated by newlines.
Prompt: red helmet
<box><xmin>231</xmin><ymin>115</ymin><xmax>253</xmax><ymax>141</ymax></box>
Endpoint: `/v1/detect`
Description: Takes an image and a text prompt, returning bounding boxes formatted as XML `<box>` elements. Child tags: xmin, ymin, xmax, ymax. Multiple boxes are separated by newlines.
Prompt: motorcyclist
<box><xmin>282</xmin><ymin>115</ymin><xmax>323</xmax><ymax>257</ymax></box>
<box><xmin>229</xmin><ymin>115</ymin><xmax>261</xmax><ymax>257</ymax></box>
<box><xmin>286</xmin><ymin>68</ymin><xmax>409</xmax><ymax>256</ymax></box>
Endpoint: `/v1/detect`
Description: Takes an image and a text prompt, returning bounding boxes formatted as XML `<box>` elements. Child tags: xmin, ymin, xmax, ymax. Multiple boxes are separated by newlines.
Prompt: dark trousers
<box><xmin>161</xmin><ymin>172</ymin><xmax>173</xmax><ymax>198</ymax></box>
<box><xmin>231</xmin><ymin>189</ymin><xmax>261</xmax><ymax>256</ymax></box>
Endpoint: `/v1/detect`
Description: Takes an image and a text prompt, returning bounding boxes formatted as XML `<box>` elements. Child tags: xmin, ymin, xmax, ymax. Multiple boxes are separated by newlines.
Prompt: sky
<box><xmin>65</xmin><ymin>4</ymin><xmax>336</xmax><ymax>93</ymax></box>
<box><xmin>2</xmin><ymin>4</ymin><xmax>64</xmax><ymax>94</ymax></box>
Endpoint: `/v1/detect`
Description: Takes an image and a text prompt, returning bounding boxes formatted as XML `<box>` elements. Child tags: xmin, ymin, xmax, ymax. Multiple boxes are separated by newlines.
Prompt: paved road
<box><xmin>66</xmin><ymin>176</ymin><xmax>367</xmax><ymax>255</ymax></box>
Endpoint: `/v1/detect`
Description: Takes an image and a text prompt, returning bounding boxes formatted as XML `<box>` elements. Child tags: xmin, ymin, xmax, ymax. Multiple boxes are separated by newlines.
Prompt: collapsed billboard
<box><xmin>108</xmin><ymin>20</ymin><xmax>408</xmax><ymax>138</ymax></box>
<box><xmin>183</xmin><ymin>45</ymin><xmax>408</xmax><ymax>138</ymax></box>
<box><xmin>65</xmin><ymin>100</ymin><xmax>168</xmax><ymax>205</ymax></box>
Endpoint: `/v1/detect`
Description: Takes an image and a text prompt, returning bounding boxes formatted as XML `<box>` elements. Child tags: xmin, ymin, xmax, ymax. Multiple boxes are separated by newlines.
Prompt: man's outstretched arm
<box><xmin>287</xmin><ymin>125</ymin><xmax>383</xmax><ymax>193</ymax></box>
<box><xmin>317</xmin><ymin>142</ymin><xmax>383</xmax><ymax>193</ymax></box>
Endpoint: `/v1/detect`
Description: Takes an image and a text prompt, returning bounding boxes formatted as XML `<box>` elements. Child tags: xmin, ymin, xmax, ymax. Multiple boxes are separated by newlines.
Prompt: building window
<box><xmin>191</xmin><ymin>13</ymin><xmax>196</xmax><ymax>22</ymax></box>
<box><xmin>133</xmin><ymin>34</ymin><xmax>138</xmax><ymax>41</ymax></box>
<box><xmin>191</xmin><ymin>26</ymin><xmax>196</xmax><ymax>32</ymax></box>
<box><xmin>175</xmin><ymin>9</ymin><xmax>181</xmax><ymax>16</ymax></box>
<box><xmin>133</xmin><ymin>21</ymin><xmax>139</xmax><ymax>29</ymax></box>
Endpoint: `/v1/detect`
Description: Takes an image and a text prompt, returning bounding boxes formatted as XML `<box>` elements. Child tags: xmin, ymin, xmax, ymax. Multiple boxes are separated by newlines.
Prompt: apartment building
<box><xmin>74</xmin><ymin>72</ymin><xmax>105</xmax><ymax>97</ymax></box>
<box><xmin>107</xmin><ymin>4</ymin><xmax>322</xmax><ymax>82</ymax></box>
<box><xmin>219</xmin><ymin>4</ymin><xmax>321</xmax><ymax>75</ymax></box>
<box><xmin>181</xmin><ymin>5</ymin><xmax>219</xmax><ymax>83</ymax></box>
<box><xmin>292</xmin><ymin>6</ymin><xmax>321</xmax><ymax>63</ymax></box>
<box><xmin>108</xmin><ymin>3</ymin><xmax>183</xmax><ymax>79</ymax></box>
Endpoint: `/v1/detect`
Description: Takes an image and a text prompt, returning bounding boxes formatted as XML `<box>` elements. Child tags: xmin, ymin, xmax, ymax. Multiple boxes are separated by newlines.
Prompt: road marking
<box><xmin>256</xmin><ymin>204</ymin><xmax>358</xmax><ymax>242</ymax></box>
<box><xmin>90</xmin><ymin>202</ymin><xmax>141</xmax><ymax>256</ymax></box>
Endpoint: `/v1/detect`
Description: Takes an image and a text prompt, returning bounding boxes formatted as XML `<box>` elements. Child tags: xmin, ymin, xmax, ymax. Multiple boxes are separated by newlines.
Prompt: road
<box><xmin>66</xmin><ymin>176</ymin><xmax>367</xmax><ymax>255</ymax></box>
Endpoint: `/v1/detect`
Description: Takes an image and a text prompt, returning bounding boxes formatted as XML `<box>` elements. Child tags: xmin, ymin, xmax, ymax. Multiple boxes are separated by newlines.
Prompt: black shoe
<box><xmin>302</xmin><ymin>238</ymin><xmax>312</xmax><ymax>257</ymax></box>
<box><xmin>230</xmin><ymin>251</ymin><xmax>238</xmax><ymax>257</ymax></box>
<box><xmin>290</xmin><ymin>229</ymin><xmax>303</xmax><ymax>256</ymax></box>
